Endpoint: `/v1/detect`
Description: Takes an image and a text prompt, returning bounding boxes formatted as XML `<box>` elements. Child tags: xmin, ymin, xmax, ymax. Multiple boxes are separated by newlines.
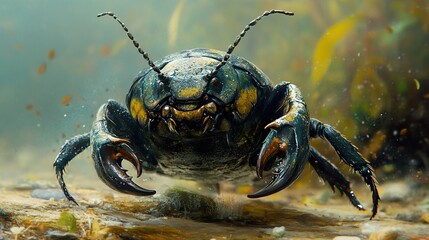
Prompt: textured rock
<box><xmin>379</xmin><ymin>182</ymin><xmax>410</xmax><ymax>202</ymax></box>
<box><xmin>333</xmin><ymin>236</ymin><xmax>361</xmax><ymax>240</ymax></box>
<box><xmin>368</xmin><ymin>227</ymin><xmax>401</xmax><ymax>240</ymax></box>
<box><xmin>31</xmin><ymin>188</ymin><xmax>67</xmax><ymax>200</ymax></box>
<box><xmin>272</xmin><ymin>226</ymin><xmax>286</xmax><ymax>237</ymax></box>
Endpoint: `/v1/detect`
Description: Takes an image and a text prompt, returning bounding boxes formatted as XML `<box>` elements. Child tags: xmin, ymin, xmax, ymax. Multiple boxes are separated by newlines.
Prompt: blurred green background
<box><xmin>0</xmin><ymin>0</ymin><xmax>427</xmax><ymax>185</ymax></box>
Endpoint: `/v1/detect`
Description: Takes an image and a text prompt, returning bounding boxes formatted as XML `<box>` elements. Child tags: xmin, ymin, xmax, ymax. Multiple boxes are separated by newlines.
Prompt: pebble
<box><xmin>380</xmin><ymin>182</ymin><xmax>410</xmax><ymax>202</ymax></box>
<box><xmin>421</xmin><ymin>212</ymin><xmax>429</xmax><ymax>223</ymax></box>
<box><xmin>368</xmin><ymin>227</ymin><xmax>401</xmax><ymax>240</ymax></box>
<box><xmin>31</xmin><ymin>188</ymin><xmax>67</xmax><ymax>200</ymax></box>
<box><xmin>45</xmin><ymin>230</ymin><xmax>78</xmax><ymax>240</ymax></box>
<box><xmin>272</xmin><ymin>226</ymin><xmax>286</xmax><ymax>237</ymax></box>
<box><xmin>333</xmin><ymin>236</ymin><xmax>361</xmax><ymax>240</ymax></box>
<box><xmin>395</xmin><ymin>213</ymin><xmax>420</xmax><ymax>222</ymax></box>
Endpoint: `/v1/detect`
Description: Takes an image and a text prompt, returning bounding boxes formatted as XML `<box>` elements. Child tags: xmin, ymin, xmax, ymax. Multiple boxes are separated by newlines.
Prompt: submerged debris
<box><xmin>57</xmin><ymin>211</ymin><xmax>77</xmax><ymax>233</ymax></box>
<box><xmin>157</xmin><ymin>187</ymin><xmax>216</xmax><ymax>219</ymax></box>
<box><xmin>0</xmin><ymin>208</ymin><xmax>12</xmax><ymax>222</ymax></box>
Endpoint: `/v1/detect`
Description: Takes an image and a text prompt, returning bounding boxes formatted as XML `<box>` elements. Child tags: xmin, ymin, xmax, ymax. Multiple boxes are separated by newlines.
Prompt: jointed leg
<box><xmin>308</xmin><ymin>147</ymin><xmax>364</xmax><ymax>210</ymax></box>
<box><xmin>310</xmin><ymin>118</ymin><xmax>379</xmax><ymax>219</ymax></box>
<box><xmin>53</xmin><ymin>132</ymin><xmax>90</xmax><ymax>204</ymax></box>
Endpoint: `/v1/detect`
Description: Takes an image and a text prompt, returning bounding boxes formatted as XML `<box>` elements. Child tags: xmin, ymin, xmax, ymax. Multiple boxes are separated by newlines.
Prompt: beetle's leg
<box><xmin>309</xmin><ymin>118</ymin><xmax>379</xmax><ymax>219</ymax></box>
<box><xmin>53</xmin><ymin>132</ymin><xmax>90</xmax><ymax>205</ymax></box>
<box><xmin>91</xmin><ymin>99</ymin><xmax>156</xmax><ymax>196</ymax></box>
<box><xmin>249</xmin><ymin>82</ymin><xmax>310</xmax><ymax>198</ymax></box>
<box><xmin>308</xmin><ymin>147</ymin><xmax>364</xmax><ymax>211</ymax></box>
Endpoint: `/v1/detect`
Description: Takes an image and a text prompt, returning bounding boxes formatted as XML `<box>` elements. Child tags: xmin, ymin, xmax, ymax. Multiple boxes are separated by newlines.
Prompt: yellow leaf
<box><xmin>57</xmin><ymin>211</ymin><xmax>77</xmax><ymax>233</ymax></box>
<box><xmin>311</xmin><ymin>15</ymin><xmax>360</xmax><ymax>84</ymax></box>
<box><xmin>168</xmin><ymin>0</ymin><xmax>185</xmax><ymax>48</ymax></box>
<box><xmin>351</xmin><ymin>64</ymin><xmax>388</xmax><ymax>118</ymax></box>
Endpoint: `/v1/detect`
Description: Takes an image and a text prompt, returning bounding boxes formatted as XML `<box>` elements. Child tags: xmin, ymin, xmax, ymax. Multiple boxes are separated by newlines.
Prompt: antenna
<box><xmin>207</xmin><ymin>10</ymin><xmax>294</xmax><ymax>80</ymax></box>
<box><xmin>97</xmin><ymin>12</ymin><xmax>169</xmax><ymax>83</ymax></box>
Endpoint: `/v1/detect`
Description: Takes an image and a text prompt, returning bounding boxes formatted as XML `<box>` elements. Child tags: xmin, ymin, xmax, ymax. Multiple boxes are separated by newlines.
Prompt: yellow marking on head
<box><xmin>178</xmin><ymin>87</ymin><xmax>201</xmax><ymax>99</ymax></box>
<box><xmin>235</xmin><ymin>88</ymin><xmax>257</xmax><ymax>118</ymax></box>
<box><xmin>130</xmin><ymin>98</ymin><xmax>148</xmax><ymax>126</ymax></box>
<box><xmin>171</xmin><ymin>106</ymin><xmax>204</xmax><ymax>122</ymax></box>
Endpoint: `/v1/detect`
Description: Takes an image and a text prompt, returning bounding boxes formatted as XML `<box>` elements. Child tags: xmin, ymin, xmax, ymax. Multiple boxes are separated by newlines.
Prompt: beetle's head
<box><xmin>127</xmin><ymin>53</ymin><xmax>240</xmax><ymax>138</ymax></box>
<box><xmin>98</xmin><ymin>10</ymin><xmax>294</xmax><ymax>138</ymax></box>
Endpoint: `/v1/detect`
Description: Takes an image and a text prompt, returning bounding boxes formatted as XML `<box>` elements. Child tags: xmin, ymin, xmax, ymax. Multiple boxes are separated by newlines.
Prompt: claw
<box><xmin>115</xmin><ymin>143</ymin><xmax>142</xmax><ymax>178</ymax></box>
<box><xmin>94</xmin><ymin>141</ymin><xmax>155</xmax><ymax>196</ymax></box>
<box><xmin>264</xmin><ymin>121</ymin><xmax>280</xmax><ymax>129</ymax></box>
<box><xmin>248</xmin><ymin>83</ymin><xmax>310</xmax><ymax>199</ymax></box>
<box><xmin>255</xmin><ymin>130</ymin><xmax>288</xmax><ymax>178</ymax></box>
<box><xmin>249</xmin><ymin>122</ymin><xmax>309</xmax><ymax>198</ymax></box>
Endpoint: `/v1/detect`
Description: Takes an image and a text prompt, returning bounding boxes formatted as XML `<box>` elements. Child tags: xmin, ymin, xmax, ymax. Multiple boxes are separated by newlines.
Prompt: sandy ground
<box><xmin>0</xmin><ymin>175</ymin><xmax>428</xmax><ymax>240</ymax></box>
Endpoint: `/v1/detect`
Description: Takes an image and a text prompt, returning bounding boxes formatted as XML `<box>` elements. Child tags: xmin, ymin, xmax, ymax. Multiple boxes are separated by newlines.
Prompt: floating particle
<box><xmin>25</xmin><ymin>104</ymin><xmax>40</xmax><ymax>117</ymax></box>
<box><xmin>38</xmin><ymin>63</ymin><xmax>47</xmax><ymax>74</ymax></box>
<box><xmin>386</xmin><ymin>26</ymin><xmax>393</xmax><ymax>33</ymax></box>
<box><xmin>25</xmin><ymin>104</ymin><xmax>34</xmax><ymax>111</ymax></box>
<box><xmin>48</xmin><ymin>48</ymin><xmax>56</xmax><ymax>60</ymax></box>
<box><xmin>414</xmin><ymin>79</ymin><xmax>420</xmax><ymax>90</ymax></box>
<box><xmin>99</xmin><ymin>44</ymin><xmax>110</xmax><ymax>57</ymax></box>
<box><xmin>61</xmin><ymin>95</ymin><xmax>73</xmax><ymax>106</ymax></box>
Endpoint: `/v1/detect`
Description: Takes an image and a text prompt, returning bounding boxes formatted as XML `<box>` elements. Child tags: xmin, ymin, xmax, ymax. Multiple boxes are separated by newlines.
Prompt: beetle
<box><xmin>54</xmin><ymin>10</ymin><xmax>379</xmax><ymax>219</ymax></box>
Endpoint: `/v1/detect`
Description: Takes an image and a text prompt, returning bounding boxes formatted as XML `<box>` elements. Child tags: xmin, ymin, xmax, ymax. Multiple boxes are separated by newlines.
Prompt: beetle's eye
<box><xmin>211</xmin><ymin>77</ymin><xmax>222</xmax><ymax>87</ymax></box>
<box><xmin>157</xmin><ymin>82</ymin><xmax>164</xmax><ymax>92</ymax></box>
